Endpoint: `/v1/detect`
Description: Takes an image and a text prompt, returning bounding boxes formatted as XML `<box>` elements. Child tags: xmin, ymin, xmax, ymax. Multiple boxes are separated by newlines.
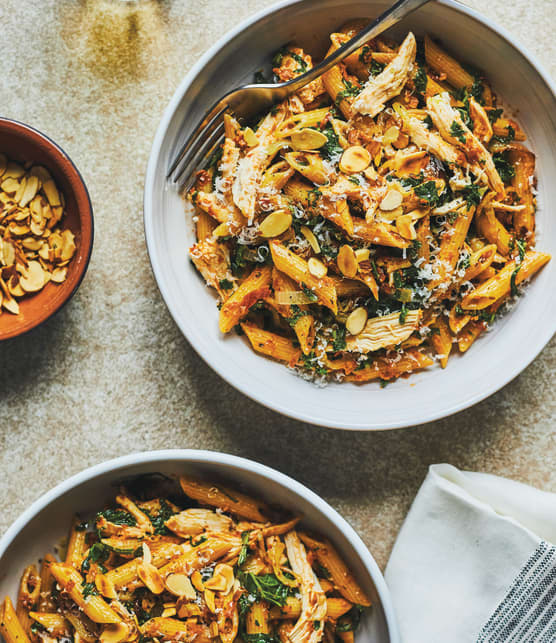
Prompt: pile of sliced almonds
<box><xmin>0</xmin><ymin>155</ymin><xmax>76</xmax><ymax>315</ymax></box>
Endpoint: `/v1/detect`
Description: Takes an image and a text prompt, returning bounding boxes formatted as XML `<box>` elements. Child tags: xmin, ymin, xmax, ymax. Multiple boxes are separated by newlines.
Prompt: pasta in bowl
<box><xmin>186</xmin><ymin>27</ymin><xmax>549</xmax><ymax>385</ymax></box>
<box><xmin>0</xmin><ymin>451</ymin><xmax>398</xmax><ymax>641</ymax></box>
<box><xmin>145</xmin><ymin>0</ymin><xmax>556</xmax><ymax>429</ymax></box>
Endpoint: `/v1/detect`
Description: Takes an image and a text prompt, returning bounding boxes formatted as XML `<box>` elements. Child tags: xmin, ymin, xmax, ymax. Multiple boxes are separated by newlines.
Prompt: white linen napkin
<box><xmin>385</xmin><ymin>464</ymin><xmax>556</xmax><ymax>643</ymax></box>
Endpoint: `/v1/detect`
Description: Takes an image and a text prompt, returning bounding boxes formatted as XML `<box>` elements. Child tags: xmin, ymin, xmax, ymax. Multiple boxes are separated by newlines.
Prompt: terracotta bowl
<box><xmin>0</xmin><ymin>119</ymin><xmax>93</xmax><ymax>340</ymax></box>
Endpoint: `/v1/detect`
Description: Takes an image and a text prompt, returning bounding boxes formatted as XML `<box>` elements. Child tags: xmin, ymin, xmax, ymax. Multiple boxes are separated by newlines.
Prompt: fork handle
<box><xmin>267</xmin><ymin>0</ymin><xmax>431</xmax><ymax>98</ymax></box>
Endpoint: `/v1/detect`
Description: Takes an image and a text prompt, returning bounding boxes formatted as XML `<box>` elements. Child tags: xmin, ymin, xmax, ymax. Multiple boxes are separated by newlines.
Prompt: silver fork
<box><xmin>167</xmin><ymin>0</ymin><xmax>430</xmax><ymax>189</ymax></box>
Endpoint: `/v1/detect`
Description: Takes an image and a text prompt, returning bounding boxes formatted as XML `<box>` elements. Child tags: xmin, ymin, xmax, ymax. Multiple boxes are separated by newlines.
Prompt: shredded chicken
<box><xmin>345</xmin><ymin>310</ymin><xmax>421</xmax><ymax>353</ymax></box>
<box><xmin>284</xmin><ymin>531</ymin><xmax>327</xmax><ymax>643</ymax></box>
<box><xmin>189</xmin><ymin>237</ymin><xmax>233</xmax><ymax>298</ymax></box>
<box><xmin>427</xmin><ymin>92</ymin><xmax>504</xmax><ymax>196</ymax></box>
<box><xmin>401</xmin><ymin>111</ymin><xmax>464</xmax><ymax>167</ymax></box>
<box><xmin>232</xmin><ymin>108</ymin><xmax>286</xmax><ymax>223</ymax></box>
<box><xmin>353</xmin><ymin>32</ymin><xmax>416</xmax><ymax>117</ymax></box>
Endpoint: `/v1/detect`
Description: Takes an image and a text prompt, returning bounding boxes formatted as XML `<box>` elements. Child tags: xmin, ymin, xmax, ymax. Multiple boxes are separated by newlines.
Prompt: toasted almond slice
<box><xmin>213</xmin><ymin>564</ymin><xmax>234</xmax><ymax>595</ymax></box>
<box><xmin>14</xmin><ymin>207</ymin><xmax>29</xmax><ymax>222</ymax></box>
<box><xmin>300</xmin><ymin>226</ymin><xmax>320</xmax><ymax>254</ymax></box>
<box><xmin>42</xmin><ymin>179</ymin><xmax>61</xmax><ymax>206</ymax></box>
<box><xmin>4</xmin><ymin>162</ymin><xmax>24</xmax><ymax>179</ymax></box>
<box><xmin>3</xmin><ymin>294</ymin><xmax>19</xmax><ymax>314</ymax></box>
<box><xmin>30</xmin><ymin>220</ymin><xmax>45</xmax><ymax>236</ymax></box>
<box><xmin>290</xmin><ymin>128</ymin><xmax>328</xmax><ymax>151</ymax></box>
<box><xmin>308</xmin><ymin>257</ymin><xmax>327</xmax><ymax>278</ymax></box>
<box><xmin>8</xmin><ymin>279</ymin><xmax>24</xmax><ymax>298</ymax></box>
<box><xmin>259</xmin><ymin>210</ymin><xmax>292</xmax><ymax>238</ymax></box>
<box><xmin>165</xmin><ymin>573</ymin><xmax>197</xmax><ymax>599</ymax></box>
<box><xmin>1</xmin><ymin>178</ymin><xmax>20</xmax><ymax>195</ymax></box>
<box><xmin>39</xmin><ymin>243</ymin><xmax>50</xmax><ymax>260</ymax></box>
<box><xmin>61</xmin><ymin>230</ymin><xmax>76</xmax><ymax>262</ymax></box>
<box><xmin>19</xmin><ymin>261</ymin><xmax>45</xmax><ymax>293</ymax></box>
<box><xmin>346</xmin><ymin>307</ymin><xmax>368</xmax><ymax>336</ymax></box>
<box><xmin>378</xmin><ymin>205</ymin><xmax>404</xmax><ymax>222</ymax></box>
<box><xmin>204</xmin><ymin>588</ymin><xmax>216</xmax><ymax>613</ymax></box>
<box><xmin>379</xmin><ymin>189</ymin><xmax>403</xmax><ymax>211</ymax></box>
<box><xmin>15</xmin><ymin>178</ymin><xmax>27</xmax><ymax>204</ymax></box>
<box><xmin>19</xmin><ymin>175</ymin><xmax>39</xmax><ymax>207</ymax></box>
<box><xmin>203</xmin><ymin>574</ymin><xmax>227</xmax><ymax>592</ymax></box>
<box><xmin>339</xmin><ymin>146</ymin><xmax>371</xmax><ymax>174</ymax></box>
<box><xmin>22</xmin><ymin>237</ymin><xmax>42</xmax><ymax>251</ymax></box>
<box><xmin>99</xmin><ymin>622</ymin><xmax>131</xmax><ymax>643</ymax></box>
<box><xmin>51</xmin><ymin>267</ymin><xmax>67</xmax><ymax>283</ymax></box>
<box><xmin>396</xmin><ymin>214</ymin><xmax>417</xmax><ymax>240</ymax></box>
<box><xmin>337</xmin><ymin>245</ymin><xmax>358</xmax><ymax>278</ymax></box>
<box><xmin>9</xmin><ymin>223</ymin><xmax>29</xmax><ymax>236</ymax></box>
<box><xmin>2</xmin><ymin>240</ymin><xmax>15</xmax><ymax>266</ymax></box>
<box><xmin>29</xmin><ymin>165</ymin><xmax>51</xmax><ymax>184</ymax></box>
<box><xmin>382</xmin><ymin>126</ymin><xmax>400</xmax><ymax>145</ymax></box>
<box><xmin>363</xmin><ymin>165</ymin><xmax>378</xmax><ymax>181</ymax></box>
<box><xmin>243</xmin><ymin>127</ymin><xmax>259</xmax><ymax>147</ymax></box>
<box><xmin>191</xmin><ymin>570</ymin><xmax>204</xmax><ymax>592</ymax></box>
<box><xmin>137</xmin><ymin>561</ymin><xmax>164</xmax><ymax>594</ymax></box>
<box><xmin>355</xmin><ymin>248</ymin><xmax>370</xmax><ymax>262</ymax></box>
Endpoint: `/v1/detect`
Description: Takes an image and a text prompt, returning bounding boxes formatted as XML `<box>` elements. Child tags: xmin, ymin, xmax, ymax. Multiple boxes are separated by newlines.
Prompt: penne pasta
<box><xmin>183</xmin><ymin>28</ymin><xmax>549</xmax><ymax>384</ymax></box>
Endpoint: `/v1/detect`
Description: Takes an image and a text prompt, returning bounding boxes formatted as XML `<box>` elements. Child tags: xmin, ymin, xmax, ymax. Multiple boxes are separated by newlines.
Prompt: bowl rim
<box><xmin>0</xmin><ymin>117</ymin><xmax>94</xmax><ymax>341</ymax></box>
<box><xmin>0</xmin><ymin>448</ymin><xmax>401</xmax><ymax>642</ymax></box>
<box><xmin>144</xmin><ymin>0</ymin><xmax>556</xmax><ymax>431</ymax></box>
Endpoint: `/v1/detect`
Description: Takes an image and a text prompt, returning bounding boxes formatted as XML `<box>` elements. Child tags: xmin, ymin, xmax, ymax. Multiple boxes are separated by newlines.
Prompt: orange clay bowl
<box><xmin>0</xmin><ymin>119</ymin><xmax>93</xmax><ymax>340</ymax></box>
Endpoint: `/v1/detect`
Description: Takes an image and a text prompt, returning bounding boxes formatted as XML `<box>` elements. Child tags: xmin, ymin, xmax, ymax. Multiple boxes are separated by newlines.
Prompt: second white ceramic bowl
<box><xmin>0</xmin><ymin>450</ymin><xmax>399</xmax><ymax>642</ymax></box>
<box><xmin>144</xmin><ymin>0</ymin><xmax>556</xmax><ymax>430</ymax></box>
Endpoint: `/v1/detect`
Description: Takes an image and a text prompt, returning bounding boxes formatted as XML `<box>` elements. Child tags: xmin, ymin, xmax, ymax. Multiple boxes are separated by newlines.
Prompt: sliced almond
<box><xmin>2</xmin><ymin>240</ymin><xmax>15</xmax><ymax>266</ymax></box>
<box><xmin>379</xmin><ymin>189</ymin><xmax>403</xmax><ymax>211</ymax></box>
<box><xmin>4</xmin><ymin>162</ymin><xmax>24</xmax><ymax>179</ymax></box>
<box><xmin>213</xmin><ymin>564</ymin><xmax>234</xmax><ymax>595</ymax></box>
<box><xmin>339</xmin><ymin>146</ymin><xmax>371</xmax><ymax>174</ymax></box>
<box><xmin>203</xmin><ymin>574</ymin><xmax>227</xmax><ymax>592</ymax></box>
<box><xmin>137</xmin><ymin>561</ymin><xmax>164</xmax><ymax>594</ymax></box>
<box><xmin>1</xmin><ymin>178</ymin><xmax>20</xmax><ymax>195</ymax></box>
<box><xmin>22</xmin><ymin>237</ymin><xmax>42</xmax><ymax>251</ymax></box>
<box><xmin>19</xmin><ymin>175</ymin><xmax>39</xmax><ymax>207</ymax></box>
<box><xmin>213</xmin><ymin>222</ymin><xmax>230</xmax><ymax>238</ymax></box>
<box><xmin>290</xmin><ymin>128</ymin><xmax>328</xmax><ymax>151</ymax></box>
<box><xmin>204</xmin><ymin>588</ymin><xmax>216</xmax><ymax>613</ymax></box>
<box><xmin>2</xmin><ymin>294</ymin><xmax>19</xmax><ymax>314</ymax></box>
<box><xmin>396</xmin><ymin>215</ymin><xmax>417</xmax><ymax>240</ymax></box>
<box><xmin>382</xmin><ymin>126</ymin><xmax>399</xmax><ymax>146</ymax></box>
<box><xmin>19</xmin><ymin>261</ymin><xmax>45</xmax><ymax>293</ymax></box>
<box><xmin>51</xmin><ymin>267</ymin><xmax>68</xmax><ymax>283</ymax></box>
<box><xmin>259</xmin><ymin>210</ymin><xmax>292</xmax><ymax>238</ymax></box>
<box><xmin>29</xmin><ymin>165</ymin><xmax>51</xmax><ymax>184</ymax></box>
<box><xmin>337</xmin><ymin>245</ymin><xmax>358</xmax><ymax>278</ymax></box>
<box><xmin>191</xmin><ymin>570</ymin><xmax>204</xmax><ymax>592</ymax></box>
<box><xmin>307</xmin><ymin>257</ymin><xmax>327</xmax><ymax>278</ymax></box>
<box><xmin>15</xmin><ymin>178</ymin><xmax>26</xmax><ymax>203</ymax></box>
<box><xmin>99</xmin><ymin>622</ymin><xmax>131</xmax><ymax>643</ymax></box>
<box><xmin>300</xmin><ymin>226</ymin><xmax>320</xmax><ymax>254</ymax></box>
<box><xmin>42</xmin><ymin>179</ymin><xmax>61</xmax><ymax>206</ymax></box>
<box><xmin>363</xmin><ymin>165</ymin><xmax>378</xmax><ymax>182</ymax></box>
<box><xmin>165</xmin><ymin>573</ymin><xmax>196</xmax><ymax>599</ymax></box>
<box><xmin>355</xmin><ymin>248</ymin><xmax>370</xmax><ymax>263</ymax></box>
<box><xmin>8</xmin><ymin>279</ymin><xmax>24</xmax><ymax>298</ymax></box>
<box><xmin>30</xmin><ymin>220</ymin><xmax>45</xmax><ymax>237</ymax></box>
<box><xmin>346</xmin><ymin>307</ymin><xmax>368</xmax><ymax>336</ymax></box>
<box><xmin>243</xmin><ymin>127</ymin><xmax>259</xmax><ymax>147</ymax></box>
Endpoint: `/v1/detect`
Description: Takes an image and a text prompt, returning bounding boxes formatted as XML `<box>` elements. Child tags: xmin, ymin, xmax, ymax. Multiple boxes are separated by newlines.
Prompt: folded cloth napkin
<box><xmin>385</xmin><ymin>464</ymin><xmax>556</xmax><ymax>643</ymax></box>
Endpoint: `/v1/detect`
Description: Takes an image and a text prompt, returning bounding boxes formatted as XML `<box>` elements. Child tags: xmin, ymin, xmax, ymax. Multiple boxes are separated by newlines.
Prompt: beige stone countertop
<box><xmin>0</xmin><ymin>0</ymin><xmax>554</xmax><ymax>571</ymax></box>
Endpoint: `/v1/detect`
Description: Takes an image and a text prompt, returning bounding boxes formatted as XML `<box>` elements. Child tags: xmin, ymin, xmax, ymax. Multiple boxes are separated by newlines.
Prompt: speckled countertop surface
<box><xmin>0</xmin><ymin>0</ymin><xmax>554</xmax><ymax>571</ymax></box>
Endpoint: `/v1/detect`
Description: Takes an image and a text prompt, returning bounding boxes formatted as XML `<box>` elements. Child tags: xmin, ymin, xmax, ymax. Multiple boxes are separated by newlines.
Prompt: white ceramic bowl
<box><xmin>0</xmin><ymin>450</ymin><xmax>399</xmax><ymax>642</ymax></box>
<box><xmin>144</xmin><ymin>0</ymin><xmax>556</xmax><ymax>430</ymax></box>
